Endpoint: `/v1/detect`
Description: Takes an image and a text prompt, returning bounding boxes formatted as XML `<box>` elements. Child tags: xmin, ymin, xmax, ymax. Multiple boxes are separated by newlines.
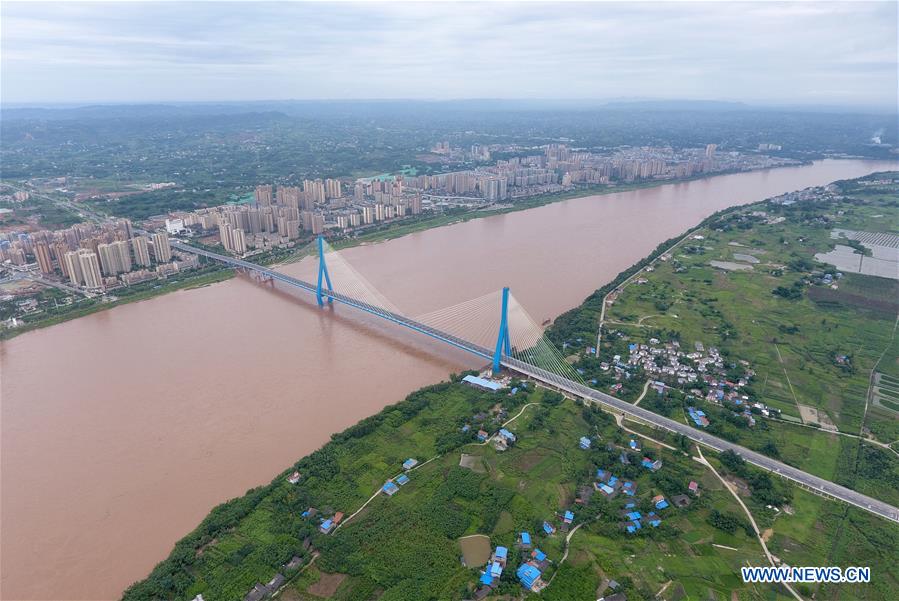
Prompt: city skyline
<box><xmin>2</xmin><ymin>1</ymin><xmax>897</xmax><ymax>110</ymax></box>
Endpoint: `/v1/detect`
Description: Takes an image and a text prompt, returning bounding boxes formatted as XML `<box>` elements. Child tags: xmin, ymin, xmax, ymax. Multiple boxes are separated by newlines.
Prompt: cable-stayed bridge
<box><xmin>172</xmin><ymin>238</ymin><xmax>899</xmax><ymax>524</ymax></box>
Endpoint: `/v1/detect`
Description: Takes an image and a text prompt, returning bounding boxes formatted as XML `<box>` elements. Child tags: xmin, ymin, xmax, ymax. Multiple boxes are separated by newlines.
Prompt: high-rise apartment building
<box><xmin>311</xmin><ymin>214</ymin><xmax>324</xmax><ymax>235</ymax></box>
<box><xmin>232</xmin><ymin>229</ymin><xmax>247</xmax><ymax>254</ymax></box>
<box><xmin>77</xmin><ymin>250</ymin><xmax>103</xmax><ymax>290</ymax></box>
<box><xmin>132</xmin><ymin>236</ymin><xmax>151</xmax><ymax>267</ymax></box>
<box><xmin>255</xmin><ymin>185</ymin><xmax>273</xmax><ymax>207</ymax></box>
<box><xmin>277</xmin><ymin>186</ymin><xmax>301</xmax><ymax>209</ymax></box>
<box><xmin>325</xmin><ymin>178</ymin><xmax>342</xmax><ymax>199</ymax></box>
<box><xmin>303</xmin><ymin>179</ymin><xmax>325</xmax><ymax>205</ymax></box>
<box><xmin>151</xmin><ymin>232</ymin><xmax>172</xmax><ymax>262</ymax></box>
<box><xmin>113</xmin><ymin>240</ymin><xmax>132</xmax><ymax>273</ymax></box>
<box><xmin>34</xmin><ymin>242</ymin><xmax>54</xmax><ymax>274</ymax></box>
<box><xmin>98</xmin><ymin>240</ymin><xmax>133</xmax><ymax>276</ymax></box>
<box><xmin>64</xmin><ymin>251</ymin><xmax>84</xmax><ymax>285</ymax></box>
<box><xmin>97</xmin><ymin>243</ymin><xmax>120</xmax><ymax>276</ymax></box>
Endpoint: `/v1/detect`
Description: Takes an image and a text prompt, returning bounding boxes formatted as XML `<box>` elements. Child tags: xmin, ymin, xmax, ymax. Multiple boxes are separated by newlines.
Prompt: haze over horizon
<box><xmin>2</xmin><ymin>1</ymin><xmax>896</xmax><ymax>111</ymax></box>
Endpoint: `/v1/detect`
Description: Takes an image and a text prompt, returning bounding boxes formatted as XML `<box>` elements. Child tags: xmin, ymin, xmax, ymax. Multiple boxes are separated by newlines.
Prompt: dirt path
<box><xmin>695</xmin><ymin>446</ymin><xmax>804</xmax><ymax>601</ymax></box>
<box><xmin>774</xmin><ymin>343</ymin><xmax>805</xmax><ymax>422</ymax></box>
<box><xmin>337</xmin><ymin>453</ymin><xmax>440</xmax><ymax>530</ymax></box>
<box><xmin>633</xmin><ymin>380</ymin><xmax>652</xmax><ymax>407</ymax></box>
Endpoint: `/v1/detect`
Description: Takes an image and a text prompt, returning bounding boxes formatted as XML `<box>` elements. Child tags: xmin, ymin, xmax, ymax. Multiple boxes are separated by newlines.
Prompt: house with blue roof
<box><xmin>629</xmin><ymin>439</ymin><xmax>640</xmax><ymax>451</ymax></box>
<box><xmin>382</xmin><ymin>481</ymin><xmax>399</xmax><ymax>496</ymax></box>
<box><xmin>498</xmin><ymin>428</ymin><xmax>516</xmax><ymax>443</ymax></box>
<box><xmin>402</xmin><ymin>458</ymin><xmax>418</xmax><ymax>470</ymax></box>
<box><xmin>519</xmin><ymin>532</ymin><xmax>532</xmax><ymax>548</ymax></box>
<box><xmin>542</xmin><ymin>521</ymin><xmax>555</xmax><ymax>535</ymax></box>
<box><xmin>495</xmin><ymin>546</ymin><xmax>508</xmax><ymax>562</ymax></box>
<box><xmin>688</xmin><ymin>406</ymin><xmax>710</xmax><ymax>427</ymax></box>
<box><xmin>622</xmin><ymin>481</ymin><xmax>637</xmax><ymax>496</ymax></box>
<box><xmin>595</xmin><ymin>482</ymin><xmax>615</xmax><ymax>496</ymax></box>
<box><xmin>642</xmin><ymin>457</ymin><xmax>663</xmax><ymax>471</ymax></box>
<box><xmin>319</xmin><ymin>519</ymin><xmax>334</xmax><ymax>534</ymax></box>
<box><xmin>531</xmin><ymin>548</ymin><xmax>547</xmax><ymax>562</ymax></box>
<box><xmin>648</xmin><ymin>512</ymin><xmax>662</xmax><ymax>527</ymax></box>
<box><xmin>596</xmin><ymin>468</ymin><xmax>609</xmax><ymax>481</ymax></box>
<box><xmin>396</xmin><ymin>474</ymin><xmax>410</xmax><ymax>486</ymax></box>
<box><xmin>579</xmin><ymin>436</ymin><xmax>592</xmax><ymax>449</ymax></box>
<box><xmin>479</xmin><ymin>571</ymin><xmax>494</xmax><ymax>587</ymax></box>
<box><xmin>490</xmin><ymin>561</ymin><xmax>503</xmax><ymax>578</ymax></box>
<box><xmin>652</xmin><ymin>494</ymin><xmax>669</xmax><ymax>509</ymax></box>
<box><xmin>626</xmin><ymin>511</ymin><xmax>642</xmax><ymax>521</ymax></box>
<box><xmin>563</xmin><ymin>510</ymin><xmax>574</xmax><ymax>524</ymax></box>
<box><xmin>625</xmin><ymin>520</ymin><xmax>641</xmax><ymax>533</ymax></box>
<box><xmin>517</xmin><ymin>563</ymin><xmax>545</xmax><ymax>592</ymax></box>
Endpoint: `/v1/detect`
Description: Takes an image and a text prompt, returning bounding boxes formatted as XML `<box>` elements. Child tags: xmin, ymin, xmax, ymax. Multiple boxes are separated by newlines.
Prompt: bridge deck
<box><xmin>174</xmin><ymin>241</ymin><xmax>899</xmax><ymax>523</ymax></box>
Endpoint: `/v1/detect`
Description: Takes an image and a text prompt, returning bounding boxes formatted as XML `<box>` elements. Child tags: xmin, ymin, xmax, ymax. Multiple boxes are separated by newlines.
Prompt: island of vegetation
<box><xmin>123</xmin><ymin>173</ymin><xmax>899</xmax><ymax>601</ymax></box>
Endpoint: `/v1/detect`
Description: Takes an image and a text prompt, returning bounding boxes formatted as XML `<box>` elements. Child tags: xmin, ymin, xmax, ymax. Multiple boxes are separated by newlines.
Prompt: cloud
<box><xmin>1</xmin><ymin>1</ymin><xmax>895</xmax><ymax>109</ymax></box>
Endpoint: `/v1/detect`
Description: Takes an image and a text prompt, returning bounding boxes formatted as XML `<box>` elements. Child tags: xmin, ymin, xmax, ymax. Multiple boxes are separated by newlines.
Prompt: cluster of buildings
<box><xmin>621</xmin><ymin>338</ymin><xmax>732</xmax><ymax>385</ymax></box>
<box><xmin>425</xmin><ymin>142</ymin><xmax>796</xmax><ymax>200</ymax></box>
<box><xmin>620</xmin><ymin>501</ymin><xmax>664</xmax><ymax>534</ymax></box>
<box><xmin>160</xmin><ymin>178</ymin><xmax>425</xmax><ymax>257</ymax></box>
<box><xmin>381</xmin><ymin>458</ymin><xmax>417</xmax><ymax>496</ymax></box>
<box><xmin>688</xmin><ymin>407</ymin><xmax>710</xmax><ymax>428</ymax></box>
<box><xmin>145</xmin><ymin>142</ymin><xmax>795</xmax><ymax>259</ymax></box>
<box><xmin>0</xmin><ymin>220</ymin><xmax>193</xmax><ymax>293</ymax></box>
<box><xmin>593</xmin><ymin>469</ymin><xmax>638</xmax><ymax>498</ymax></box>
<box><xmin>474</xmin><ymin>538</ymin><xmax>549</xmax><ymax>597</ymax></box>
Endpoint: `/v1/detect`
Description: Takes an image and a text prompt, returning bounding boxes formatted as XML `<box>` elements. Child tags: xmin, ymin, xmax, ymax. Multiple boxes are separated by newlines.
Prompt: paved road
<box><xmin>507</xmin><ymin>358</ymin><xmax>899</xmax><ymax>524</ymax></box>
<box><xmin>174</xmin><ymin>241</ymin><xmax>899</xmax><ymax>524</ymax></box>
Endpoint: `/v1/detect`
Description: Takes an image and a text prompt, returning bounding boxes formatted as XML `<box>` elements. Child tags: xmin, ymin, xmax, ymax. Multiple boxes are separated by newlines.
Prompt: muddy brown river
<box><xmin>2</xmin><ymin>159</ymin><xmax>895</xmax><ymax>600</ymax></box>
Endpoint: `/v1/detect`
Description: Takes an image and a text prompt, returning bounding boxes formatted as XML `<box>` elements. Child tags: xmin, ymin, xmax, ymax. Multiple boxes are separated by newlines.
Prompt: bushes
<box><xmin>707</xmin><ymin>509</ymin><xmax>753</xmax><ymax>536</ymax></box>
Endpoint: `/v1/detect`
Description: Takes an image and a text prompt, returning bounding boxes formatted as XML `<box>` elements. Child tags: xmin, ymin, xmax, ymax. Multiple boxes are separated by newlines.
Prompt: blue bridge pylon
<box><xmin>492</xmin><ymin>287</ymin><xmax>512</xmax><ymax>374</ymax></box>
<box><xmin>316</xmin><ymin>236</ymin><xmax>334</xmax><ymax>306</ymax></box>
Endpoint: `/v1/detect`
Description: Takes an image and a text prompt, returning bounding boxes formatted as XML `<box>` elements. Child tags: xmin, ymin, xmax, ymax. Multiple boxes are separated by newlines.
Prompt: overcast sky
<box><xmin>2</xmin><ymin>1</ymin><xmax>896</xmax><ymax>110</ymax></box>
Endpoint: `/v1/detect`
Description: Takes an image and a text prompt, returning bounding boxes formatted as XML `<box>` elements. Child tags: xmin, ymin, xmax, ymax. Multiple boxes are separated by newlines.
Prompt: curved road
<box><xmin>174</xmin><ymin>241</ymin><xmax>899</xmax><ymax>524</ymax></box>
